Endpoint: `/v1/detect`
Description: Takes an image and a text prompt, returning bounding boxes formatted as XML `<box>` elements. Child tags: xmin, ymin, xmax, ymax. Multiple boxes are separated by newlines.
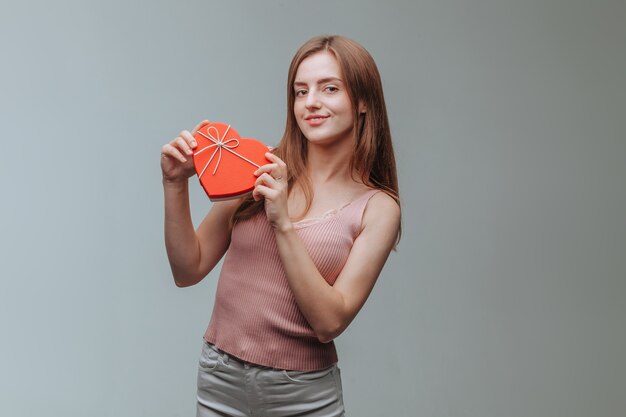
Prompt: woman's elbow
<box><xmin>317</xmin><ymin>334</ymin><xmax>335</xmax><ymax>344</ymax></box>
<box><xmin>172</xmin><ymin>271</ymin><xmax>203</xmax><ymax>288</ymax></box>
<box><xmin>174</xmin><ymin>278</ymin><xmax>191</xmax><ymax>288</ymax></box>
<box><xmin>316</xmin><ymin>322</ymin><xmax>346</xmax><ymax>344</ymax></box>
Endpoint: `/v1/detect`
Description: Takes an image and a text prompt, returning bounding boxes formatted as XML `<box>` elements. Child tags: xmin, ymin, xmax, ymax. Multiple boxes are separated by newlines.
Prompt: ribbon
<box><xmin>194</xmin><ymin>125</ymin><xmax>262</xmax><ymax>178</ymax></box>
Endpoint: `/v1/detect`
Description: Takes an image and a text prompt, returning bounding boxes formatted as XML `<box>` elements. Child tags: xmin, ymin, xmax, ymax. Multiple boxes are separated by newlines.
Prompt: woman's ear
<box><xmin>358</xmin><ymin>101</ymin><xmax>367</xmax><ymax>114</ymax></box>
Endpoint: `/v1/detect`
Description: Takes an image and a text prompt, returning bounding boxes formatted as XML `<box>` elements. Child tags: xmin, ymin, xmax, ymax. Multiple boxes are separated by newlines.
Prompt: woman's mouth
<box><xmin>305</xmin><ymin>115</ymin><xmax>329</xmax><ymax>126</ymax></box>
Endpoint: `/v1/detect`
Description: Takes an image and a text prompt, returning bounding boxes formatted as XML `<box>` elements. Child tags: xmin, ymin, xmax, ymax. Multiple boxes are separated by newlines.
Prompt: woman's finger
<box><xmin>253</xmin><ymin>184</ymin><xmax>280</xmax><ymax>201</ymax></box>
<box><xmin>264</xmin><ymin>152</ymin><xmax>287</xmax><ymax>169</ymax></box>
<box><xmin>254</xmin><ymin>163</ymin><xmax>279</xmax><ymax>177</ymax></box>
<box><xmin>264</xmin><ymin>154</ymin><xmax>287</xmax><ymax>179</ymax></box>
<box><xmin>255</xmin><ymin>172</ymin><xmax>280</xmax><ymax>188</ymax></box>
<box><xmin>175</xmin><ymin>136</ymin><xmax>193</xmax><ymax>155</ymax></box>
<box><xmin>180</xmin><ymin>130</ymin><xmax>198</xmax><ymax>149</ymax></box>
<box><xmin>191</xmin><ymin>120</ymin><xmax>210</xmax><ymax>135</ymax></box>
<box><xmin>259</xmin><ymin>153</ymin><xmax>287</xmax><ymax>179</ymax></box>
<box><xmin>162</xmin><ymin>144</ymin><xmax>187</xmax><ymax>163</ymax></box>
<box><xmin>252</xmin><ymin>184</ymin><xmax>274</xmax><ymax>201</ymax></box>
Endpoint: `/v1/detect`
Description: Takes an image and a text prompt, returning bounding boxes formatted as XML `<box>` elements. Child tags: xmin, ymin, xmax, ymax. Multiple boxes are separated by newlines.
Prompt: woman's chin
<box><xmin>302</xmin><ymin>130</ymin><xmax>355</xmax><ymax>148</ymax></box>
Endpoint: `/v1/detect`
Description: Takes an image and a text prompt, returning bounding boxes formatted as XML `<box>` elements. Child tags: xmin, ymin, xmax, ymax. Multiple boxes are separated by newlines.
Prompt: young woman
<box><xmin>161</xmin><ymin>35</ymin><xmax>401</xmax><ymax>417</ymax></box>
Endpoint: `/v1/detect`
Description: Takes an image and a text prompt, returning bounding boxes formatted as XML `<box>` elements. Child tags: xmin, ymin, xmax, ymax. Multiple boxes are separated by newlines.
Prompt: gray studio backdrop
<box><xmin>1</xmin><ymin>1</ymin><xmax>624</xmax><ymax>416</ymax></box>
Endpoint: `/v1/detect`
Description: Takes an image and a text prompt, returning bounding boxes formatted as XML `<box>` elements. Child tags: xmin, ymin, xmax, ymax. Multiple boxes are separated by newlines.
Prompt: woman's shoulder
<box><xmin>361</xmin><ymin>188</ymin><xmax>401</xmax><ymax>229</ymax></box>
<box><xmin>364</xmin><ymin>188</ymin><xmax>400</xmax><ymax>212</ymax></box>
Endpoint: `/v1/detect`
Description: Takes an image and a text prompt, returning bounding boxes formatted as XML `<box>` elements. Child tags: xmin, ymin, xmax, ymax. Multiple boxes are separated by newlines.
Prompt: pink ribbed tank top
<box><xmin>203</xmin><ymin>188</ymin><xmax>380</xmax><ymax>371</ymax></box>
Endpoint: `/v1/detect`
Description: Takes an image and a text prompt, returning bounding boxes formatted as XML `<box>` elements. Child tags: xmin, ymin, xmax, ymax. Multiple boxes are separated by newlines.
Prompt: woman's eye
<box><xmin>325</xmin><ymin>86</ymin><xmax>339</xmax><ymax>93</ymax></box>
<box><xmin>295</xmin><ymin>89</ymin><xmax>307</xmax><ymax>96</ymax></box>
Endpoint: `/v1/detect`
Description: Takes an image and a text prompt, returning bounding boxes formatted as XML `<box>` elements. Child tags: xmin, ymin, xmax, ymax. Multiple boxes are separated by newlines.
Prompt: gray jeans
<box><xmin>196</xmin><ymin>341</ymin><xmax>345</xmax><ymax>417</ymax></box>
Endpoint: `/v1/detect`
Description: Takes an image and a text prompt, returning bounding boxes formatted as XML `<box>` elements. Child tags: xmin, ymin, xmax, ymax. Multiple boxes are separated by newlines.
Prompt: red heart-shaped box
<box><xmin>192</xmin><ymin>122</ymin><xmax>270</xmax><ymax>201</ymax></box>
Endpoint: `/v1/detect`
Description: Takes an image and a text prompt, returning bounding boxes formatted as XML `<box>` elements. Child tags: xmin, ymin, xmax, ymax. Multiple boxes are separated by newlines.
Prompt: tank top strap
<box><xmin>343</xmin><ymin>188</ymin><xmax>382</xmax><ymax>236</ymax></box>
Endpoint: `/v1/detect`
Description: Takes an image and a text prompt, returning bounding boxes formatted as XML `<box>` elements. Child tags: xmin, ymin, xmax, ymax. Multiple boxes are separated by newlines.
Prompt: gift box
<box><xmin>192</xmin><ymin>122</ymin><xmax>270</xmax><ymax>201</ymax></box>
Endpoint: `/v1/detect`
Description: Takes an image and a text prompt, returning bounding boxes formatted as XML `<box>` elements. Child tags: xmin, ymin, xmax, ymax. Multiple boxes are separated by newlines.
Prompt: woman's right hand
<box><xmin>161</xmin><ymin>120</ymin><xmax>210</xmax><ymax>183</ymax></box>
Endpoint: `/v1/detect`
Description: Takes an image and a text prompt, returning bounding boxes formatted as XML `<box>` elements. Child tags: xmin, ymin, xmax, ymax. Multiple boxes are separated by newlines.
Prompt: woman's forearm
<box><xmin>163</xmin><ymin>179</ymin><xmax>202</xmax><ymax>286</ymax></box>
<box><xmin>273</xmin><ymin>224</ymin><xmax>346</xmax><ymax>343</ymax></box>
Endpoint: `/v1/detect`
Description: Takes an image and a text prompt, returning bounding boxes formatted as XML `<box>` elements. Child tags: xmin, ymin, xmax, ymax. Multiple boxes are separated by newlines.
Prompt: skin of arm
<box><xmin>273</xmin><ymin>192</ymin><xmax>400</xmax><ymax>343</ymax></box>
<box><xmin>163</xmin><ymin>179</ymin><xmax>239</xmax><ymax>287</ymax></box>
<box><xmin>253</xmin><ymin>153</ymin><xmax>400</xmax><ymax>343</ymax></box>
<box><xmin>161</xmin><ymin>120</ymin><xmax>240</xmax><ymax>288</ymax></box>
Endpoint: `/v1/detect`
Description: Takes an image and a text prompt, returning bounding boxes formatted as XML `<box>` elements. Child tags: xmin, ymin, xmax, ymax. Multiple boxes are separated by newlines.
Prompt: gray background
<box><xmin>1</xmin><ymin>0</ymin><xmax>625</xmax><ymax>416</ymax></box>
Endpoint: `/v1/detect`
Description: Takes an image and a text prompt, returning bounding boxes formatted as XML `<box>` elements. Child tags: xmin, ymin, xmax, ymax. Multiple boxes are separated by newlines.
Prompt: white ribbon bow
<box><xmin>194</xmin><ymin>125</ymin><xmax>261</xmax><ymax>178</ymax></box>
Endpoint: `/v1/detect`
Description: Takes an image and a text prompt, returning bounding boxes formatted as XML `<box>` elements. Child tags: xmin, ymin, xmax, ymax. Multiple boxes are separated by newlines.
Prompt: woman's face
<box><xmin>293</xmin><ymin>51</ymin><xmax>355</xmax><ymax>147</ymax></box>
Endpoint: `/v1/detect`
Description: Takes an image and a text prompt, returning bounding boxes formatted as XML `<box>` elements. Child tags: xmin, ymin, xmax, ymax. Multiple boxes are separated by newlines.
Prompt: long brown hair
<box><xmin>231</xmin><ymin>35</ymin><xmax>401</xmax><ymax>245</ymax></box>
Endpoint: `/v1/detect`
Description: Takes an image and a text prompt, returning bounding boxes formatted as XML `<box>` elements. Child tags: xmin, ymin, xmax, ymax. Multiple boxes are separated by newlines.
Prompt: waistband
<box><xmin>205</xmin><ymin>341</ymin><xmax>274</xmax><ymax>369</ymax></box>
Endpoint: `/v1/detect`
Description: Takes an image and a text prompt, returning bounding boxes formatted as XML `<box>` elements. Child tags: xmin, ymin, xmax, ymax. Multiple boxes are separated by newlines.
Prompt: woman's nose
<box><xmin>305</xmin><ymin>90</ymin><xmax>321</xmax><ymax>109</ymax></box>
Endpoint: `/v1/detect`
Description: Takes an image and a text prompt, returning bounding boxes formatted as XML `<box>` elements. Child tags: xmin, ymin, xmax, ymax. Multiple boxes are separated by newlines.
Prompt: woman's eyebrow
<box><xmin>294</xmin><ymin>77</ymin><xmax>343</xmax><ymax>87</ymax></box>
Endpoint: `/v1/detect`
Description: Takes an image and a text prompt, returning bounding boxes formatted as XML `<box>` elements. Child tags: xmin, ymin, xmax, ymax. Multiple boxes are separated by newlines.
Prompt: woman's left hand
<box><xmin>253</xmin><ymin>152</ymin><xmax>291</xmax><ymax>231</ymax></box>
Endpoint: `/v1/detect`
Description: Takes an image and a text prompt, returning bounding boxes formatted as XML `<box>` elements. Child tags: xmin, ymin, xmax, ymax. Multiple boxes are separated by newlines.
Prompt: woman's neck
<box><xmin>305</xmin><ymin>140</ymin><xmax>356</xmax><ymax>186</ymax></box>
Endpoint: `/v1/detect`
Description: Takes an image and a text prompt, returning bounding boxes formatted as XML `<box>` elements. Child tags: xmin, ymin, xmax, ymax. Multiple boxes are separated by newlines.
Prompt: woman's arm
<box><xmin>161</xmin><ymin>120</ymin><xmax>238</xmax><ymax>287</ymax></box>
<box><xmin>273</xmin><ymin>192</ymin><xmax>400</xmax><ymax>343</ymax></box>
<box><xmin>163</xmin><ymin>181</ymin><xmax>239</xmax><ymax>287</ymax></box>
<box><xmin>252</xmin><ymin>153</ymin><xmax>400</xmax><ymax>342</ymax></box>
